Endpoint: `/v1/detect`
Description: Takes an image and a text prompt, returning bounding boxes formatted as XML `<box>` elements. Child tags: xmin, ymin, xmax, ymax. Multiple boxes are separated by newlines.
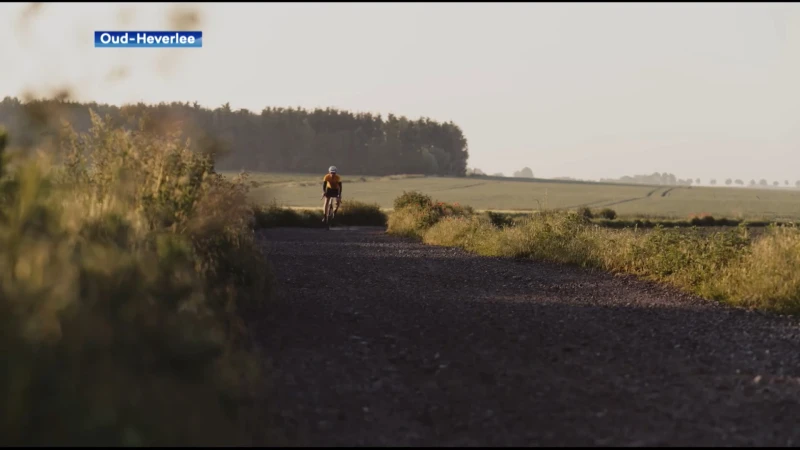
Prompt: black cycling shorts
<box><xmin>324</xmin><ymin>188</ymin><xmax>340</xmax><ymax>198</ymax></box>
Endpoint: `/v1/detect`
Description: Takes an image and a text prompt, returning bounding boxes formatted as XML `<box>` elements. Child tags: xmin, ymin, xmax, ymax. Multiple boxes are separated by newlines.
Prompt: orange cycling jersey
<box><xmin>323</xmin><ymin>173</ymin><xmax>342</xmax><ymax>190</ymax></box>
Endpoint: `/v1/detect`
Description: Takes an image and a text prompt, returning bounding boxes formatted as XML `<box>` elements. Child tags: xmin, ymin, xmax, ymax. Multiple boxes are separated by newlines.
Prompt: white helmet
<box><xmin>328</xmin><ymin>166</ymin><xmax>337</xmax><ymax>173</ymax></box>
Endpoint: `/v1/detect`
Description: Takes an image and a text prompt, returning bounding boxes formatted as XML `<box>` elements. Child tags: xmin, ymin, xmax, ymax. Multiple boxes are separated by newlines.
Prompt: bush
<box><xmin>597</xmin><ymin>208</ymin><xmax>617</xmax><ymax>220</ymax></box>
<box><xmin>499</xmin><ymin>211</ymin><xmax>596</xmax><ymax>263</ymax></box>
<box><xmin>485</xmin><ymin>211</ymin><xmax>515</xmax><ymax>229</ymax></box>
<box><xmin>605</xmin><ymin>225</ymin><xmax>750</xmax><ymax>290</ymax></box>
<box><xmin>424</xmin><ymin>215</ymin><xmax>503</xmax><ymax>256</ymax></box>
<box><xmin>0</xmin><ymin>112</ymin><xmax>271</xmax><ymax>446</ymax></box>
<box><xmin>254</xmin><ymin>203</ymin><xmax>322</xmax><ymax>228</ymax></box>
<box><xmin>387</xmin><ymin>192</ymin><xmax>474</xmax><ymax>239</ymax></box>
<box><xmin>577</xmin><ymin>206</ymin><xmax>594</xmax><ymax>220</ymax></box>
<box><xmin>713</xmin><ymin>225</ymin><xmax>800</xmax><ymax>313</ymax></box>
<box><xmin>431</xmin><ymin>201</ymin><xmax>473</xmax><ymax>219</ymax></box>
<box><xmin>689</xmin><ymin>214</ymin><xmax>716</xmax><ymax>226</ymax></box>
<box><xmin>254</xmin><ymin>200</ymin><xmax>386</xmax><ymax>228</ymax></box>
<box><xmin>393</xmin><ymin>190</ymin><xmax>433</xmax><ymax>210</ymax></box>
<box><xmin>387</xmin><ymin>203</ymin><xmax>444</xmax><ymax>239</ymax></box>
<box><xmin>334</xmin><ymin>200</ymin><xmax>386</xmax><ymax>226</ymax></box>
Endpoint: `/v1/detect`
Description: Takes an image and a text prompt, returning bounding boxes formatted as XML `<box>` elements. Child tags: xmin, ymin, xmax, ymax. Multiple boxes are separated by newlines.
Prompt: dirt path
<box><xmin>256</xmin><ymin>227</ymin><xmax>800</xmax><ymax>446</ymax></box>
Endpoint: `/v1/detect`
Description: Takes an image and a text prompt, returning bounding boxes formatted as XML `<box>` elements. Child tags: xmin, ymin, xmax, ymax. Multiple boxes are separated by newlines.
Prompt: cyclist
<box><xmin>321</xmin><ymin>166</ymin><xmax>342</xmax><ymax>222</ymax></box>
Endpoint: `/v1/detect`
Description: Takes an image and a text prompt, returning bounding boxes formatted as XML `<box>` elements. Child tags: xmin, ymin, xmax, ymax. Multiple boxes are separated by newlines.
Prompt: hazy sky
<box><xmin>2</xmin><ymin>2</ymin><xmax>800</xmax><ymax>182</ymax></box>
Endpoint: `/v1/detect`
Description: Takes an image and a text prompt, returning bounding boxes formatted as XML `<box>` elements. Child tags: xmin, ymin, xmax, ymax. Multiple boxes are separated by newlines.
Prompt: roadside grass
<box><xmin>0</xmin><ymin>112</ymin><xmax>274</xmax><ymax>446</ymax></box>
<box><xmin>471</xmin><ymin>209</ymin><xmax>792</xmax><ymax>230</ymax></box>
<box><xmin>254</xmin><ymin>204</ymin><xmax>789</xmax><ymax>233</ymax></box>
<box><xmin>388</xmin><ymin>191</ymin><xmax>800</xmax><ymax>315</ymax></box>
<box><xmin>254</xmin><ymin>199</ymin><xmax>387</xmax><ymax>228</ymax></box>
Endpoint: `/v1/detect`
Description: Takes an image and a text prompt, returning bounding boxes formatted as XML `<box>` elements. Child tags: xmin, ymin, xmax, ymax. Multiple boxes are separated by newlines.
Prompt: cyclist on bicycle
<box><xmin>322</xmin><ymin>165</ymin><xmax>342</xmax><ymax>222</ymax></box>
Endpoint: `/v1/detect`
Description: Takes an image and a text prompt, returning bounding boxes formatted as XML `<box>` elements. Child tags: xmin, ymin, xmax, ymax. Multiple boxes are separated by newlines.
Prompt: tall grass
<box><xmin>712</xmin><ymin>227</ymin><xmax>800</xmax><ymax>312</ymax></box>
<box><xmin>386</xmin><ymin>191</ymin><xmax>473</xmax><ymax>239</ymax></box>
<box><xmin>389</xmin><ymin>192</ymin><xmax>800</xmax><ymax>314</ymax></box>
<box><xmin>0</xmin><ymin>111</ymin><xmax>273</xmax><ymax>446</ymax></box>
<box><xmin>254</xmin><ymin>199</ymin><xmax>387</xmax><ymax>228</ymax></box>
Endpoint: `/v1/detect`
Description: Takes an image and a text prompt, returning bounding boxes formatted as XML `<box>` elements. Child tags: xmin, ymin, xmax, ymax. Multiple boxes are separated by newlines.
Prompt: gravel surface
<box><xmin>256</xmin><ymin>226</ymin><xmax>800</xmax><ymax>446</ymax></box>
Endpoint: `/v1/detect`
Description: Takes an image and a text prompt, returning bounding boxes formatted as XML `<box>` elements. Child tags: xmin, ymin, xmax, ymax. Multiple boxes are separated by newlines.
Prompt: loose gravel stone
<box><xmin>256</xmin><ymin>227</ymin><xmax>800</xmax><ymax>446</ymax></box>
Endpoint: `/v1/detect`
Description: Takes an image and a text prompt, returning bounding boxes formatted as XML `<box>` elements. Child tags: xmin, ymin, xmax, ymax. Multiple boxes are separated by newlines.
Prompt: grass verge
<box><xmin>388</xmin><ymin>191</ymin><xmax>800</xmax><ymax>315</ymax></box>
<box><xmin>254</xmin><ymin>200</ymin><xmax>387</xmax><ymax>228</ymax></box>
<box><xmin>488</xmin><ymin>208</ymin><xmax>794</xmax><ymax>230</ymax></box>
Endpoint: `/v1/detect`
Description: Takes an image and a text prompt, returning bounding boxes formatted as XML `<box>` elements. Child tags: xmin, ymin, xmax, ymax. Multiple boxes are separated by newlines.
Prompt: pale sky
<box><xmin>2</xmin><ymin>2</ymin><xmax>800</xmax><ymax>182</ymax></box>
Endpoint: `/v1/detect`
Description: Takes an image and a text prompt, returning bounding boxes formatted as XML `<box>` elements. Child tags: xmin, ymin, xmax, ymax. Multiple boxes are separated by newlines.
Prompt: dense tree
<box><xmin>513</xmin><ymin>167</ymin><xmax>534</xmax><ymax>178</ymax></box>
<box><xmin>773</xmin><ymin>181</ymin><xmax>780</xmax><ymax>187</ymax></box>
<box><xmin>750</xmin><ymin>179</ymin><xmax>756</xmax><ymax>186</ymax></box>
<box><xmin>695</xmin><ymin>178</ymin><xmax>701</xmax><ymax>185</ymax></box>
<box><xmin>725</xmin><ymin>178</ymin><xmax>732</xmax><ymax>186</ymax></box>
<box><xmin>710</xmin><ymin>179</ymin><xmax>717</xmax><ymax>186</ymax></box>
<box><xmin>602</xmin><ymin>172</ymin><xmax>681</xmax><ymax>185</ymax></box>
<box><xmin>760</xmin><ymin>179</ymin><xmax>768</xmax><ymax>186</ymax></box>
<box><xmin>735</xmin><ymin>179</ymin><xmax>744</xmax><ymax>186</ymax></box>
<box><xmin>0</xmin><ymin>96</ymin><xmax>470</xmax><ymax>176</ymax></box>
<box><xmin>492</xmin><ymin>172</ymin><xmax>505</xmax><ymax>177</ymax></box>
<box><xmin>796</xmin><ymin>180</ymin><xmax>800</xmax><ymax>188</ymax></box>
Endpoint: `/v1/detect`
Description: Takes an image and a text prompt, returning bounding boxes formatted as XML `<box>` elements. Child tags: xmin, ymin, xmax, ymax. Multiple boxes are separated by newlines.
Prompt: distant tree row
<box><xmin>513</xmin><ymin>167</ymin><xmax>534</xmax><ymax>178</ymax></box>
<box><xmin>600</xmin><ymin>172</ymin><xmax>694</xmax><ymax>186</ymax></box>
<box><xmin>601</xmin><ymin>172</ymin><xmax>800</xmax><ymax>188</ymax></box>
<box><xmin>0</xmin><ymin>96</ymin><xmax>470</xmax><ymax>176</ymax></box>
<box><xmin>710</xmin><ymin>178</ymin><xmax>799</xmax><ymax>188</ymax></box>
<box><xmin>467</xmin><ymin>166</ymin><xmax>533</xmax><ymax>179</ymax></box>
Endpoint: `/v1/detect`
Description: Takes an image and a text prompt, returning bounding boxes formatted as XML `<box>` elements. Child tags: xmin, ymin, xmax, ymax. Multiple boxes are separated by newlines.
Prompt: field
<box><xmin>229</xmin><ymin>171</ymin><xmax>800</xmax><ymax>221</ymax></box>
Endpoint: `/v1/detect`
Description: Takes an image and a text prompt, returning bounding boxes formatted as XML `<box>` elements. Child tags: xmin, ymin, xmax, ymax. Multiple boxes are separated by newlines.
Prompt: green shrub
<box><xmin>434</xmin><ymin>201</ymin><xmax>473</xmax><ymax>218</ymax></box>
<box><xmin>690</xmin><ymin>214</ymin><xmax>717</xmax><ymax>226</ymax></box>
<box><xmin>713</xmin><ymin>225</ymin><xmax>800</xmax><ymax>313</ymax></box>
<box><xmin>254</xmin><ymin>203</ymin><xmax>322</xmax><ymax>228</ymax></box>
<box><xmin>485</xmin><ymin>211</ymin><xmax>515</xmax><ymax>229</ymax></box>
<box><xmin>387</xmin><ymin>191</ymin><xmax>474</xmax><ymax>239</ymax></box>
<box><xmin>597</xmin><ymin>208</ymin><xmax>617</xmax><ymax>220</ymax></box>
<box><xmin>393</xmin><ymin>190</ymin><xmax>433</xmax><ymax>210</ymax></box>
<box><xmin>387</xmin><ymin>203</ymin><xmax>444</xmax><ymax>239</ymax></box>
<box><xmin>576</xmin><ymin>206</ymin><xmax>594</xmax><ymax>220</ymax></box>
<box><xmin>498</xmin><ymin>210</ymin><xmax>595</xmax><ymax>263</ymax></box>
<box><xmin>253</xmin><ymin>200</ymin><xmax>386</xmax><ymax>228</ymax></box>
<box><xmin>334</xmin><ymin>200</ymin><xmax>386</xmax><ymax>226</ymax></box>
<box><xmin>424</xmin><ymin>215</ymin><xmax>503</xmax><ymax>256</ymax></box>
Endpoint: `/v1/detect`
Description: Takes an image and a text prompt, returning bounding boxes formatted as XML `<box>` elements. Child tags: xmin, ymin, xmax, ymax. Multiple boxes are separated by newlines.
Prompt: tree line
<box><xmin>0</xmin><ymin>96</ymin><xmax>469</xmax><ymax>176</ymax></box>
<box><xmin>467</xmin><ymin>166</ymin><xmax>534</xmax><ymax>178</ymax></box>
<box><xmin>600</xmin><ymin>172</ymin><xmax>701</xmax><ymax>186</ymax></box>
<box><xmin>600</xmin><ymin>172</ymin><xmax>800</xmax><ymax>188</ymax></box>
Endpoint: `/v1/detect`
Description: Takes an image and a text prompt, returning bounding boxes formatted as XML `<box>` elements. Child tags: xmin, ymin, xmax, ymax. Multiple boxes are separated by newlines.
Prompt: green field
<box><xmin>230</xmin><ymin>172</ymin><xmax>800</xmax><ymax>221</ymax></box>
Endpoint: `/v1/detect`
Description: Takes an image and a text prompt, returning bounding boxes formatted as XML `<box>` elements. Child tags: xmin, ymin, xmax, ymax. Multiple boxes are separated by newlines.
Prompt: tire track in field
<box><xmin>661</xmin><ymin>187</ymin><xmax>677</xmax><ymax>197</ymax></box>
<box><xmin>564</xmin><ymin>187</ymin><xmax>662</xmax><ymax>210</ymax></box>
<box><xmin>597</xmin><ymin>186</ymin><xmax>662</xmax><ymax>208</ymax></box>
<box><xmin>429</xmin><ymin>182</ymin><xmax>487</xmax><ymax>192</ymax></box>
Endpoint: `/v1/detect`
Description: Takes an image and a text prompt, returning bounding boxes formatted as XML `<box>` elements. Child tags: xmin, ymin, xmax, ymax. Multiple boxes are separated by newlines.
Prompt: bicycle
<box><xmin>322</xmin><ymin>195</ymin><xmax>340</xmax><ymax>230</ymax></box>
<box><xmin>325</xmin><ymin>202</ymin><xmax>335</xmax><ymax>230</ymax></box>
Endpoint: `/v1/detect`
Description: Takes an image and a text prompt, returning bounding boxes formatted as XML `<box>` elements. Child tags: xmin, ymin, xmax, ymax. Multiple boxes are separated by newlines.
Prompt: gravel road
<box><xmin>257</xmin><ymin>227</ymin><xmax>800</xmax><ymax>446</ymax></box>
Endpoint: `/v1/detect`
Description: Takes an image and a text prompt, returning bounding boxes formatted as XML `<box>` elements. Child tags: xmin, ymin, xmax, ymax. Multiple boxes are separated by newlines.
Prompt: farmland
<box><xmin>231</xmin><ymin>171</ymin><xmax>800</xmax><ymax>221</ymax></box>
